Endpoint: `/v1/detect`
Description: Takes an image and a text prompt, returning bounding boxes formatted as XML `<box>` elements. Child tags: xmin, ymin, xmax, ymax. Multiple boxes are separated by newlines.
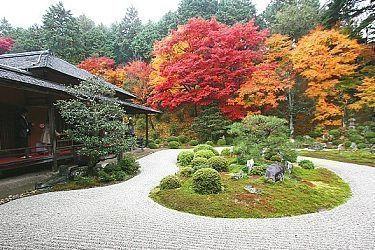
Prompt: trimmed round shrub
<box><xmin>329</xmin><ymin>129</ymin><xmax>340</xmax><ymax>138</ymax></box>
<box><xmin>168</xmin><ymin>141</ymin><xmax>180</xmax><ymax>149</ymax></box>
<box><xmin>357</xmin><ymin>143</ymin><xmax>367</xmax><ymax>149</ymax></box>
<box><xmin>154</xmin><ymin>139</ymin><xmax>162</xmax><ymax>144</ymax></box>
<box><xmin>217</xmin><ymin>138</ymin><xmax>226</xmax><ymax>146</ymax></box>
<box><xmin>118</xmin><ymin>156</ymin><xmax>140</xmax><ymax>175</ymax></box>
<box><xmin>189</xmin><ymin>139</ymin><xmax>199</xmax><ymax>146</ymax></box>
<box><xmin>193</xmin><ymin>144</ymin><xmax>219</xmax><ymax>155</ymax></box>
<box><xmin>159</xmin><ymin>175</ymin><xmax>181</xmax><ymax>190</ymax></box>
<box><xmin>177</xmin><ymin>151</ymin><xmax>194</xmax><ymax>166</ymax></box>
<box><xmin>249</xmin><ymin>165</ymin><xmax>267</xmax><ymax>176</ymax></box>
<box><xmin>167</xmin><ymin>136</ymin><xmax>179</xmax><ymax>142</ymax></box>
<box><xmin>364</xmin><ymin>131</ymin><xmax>375</xmax><ymax>139</ymax></box>
<box><xmin>179</xmin><ymin>167</ymin><xmax>194</xmax><ymax>177</ymax></box>
<box><xmin>191</xmin><ymin>157</ymin><xmax>209</xmax><ymax>170</ymax></box>
<box><xmin>178</xmin><ymin>135</ymin><xmax>188</xmax><ymax>144</ymax></box>
<box><xmin>207</xmin><ymin>156</ymin><xmax>229</xmax><ymax>172</ymax></box>
<box><xmin>98</xmin><ymin>170</ymin><xmax>115</xmax><ymax>182</ymax></box>
<box><xmin>220</xmin><ymin>148</ymin><xmax>230</xmax><ymax>157</ymax></box>
<box><xmin>205</xmin><ymin>140</ymin><xmax>214</xmax><ymax>146</ymax></box>
<box><xmin>194</xmin><ymin>150</ymin><xmax>215</xmax><ymax>159</ymax></box>
<box><xmin>270</xmin><ymin>155</ymin><xmax>283</xmax><ymax>162</ymax></box>
<box><xmin>112</xmin><ymin>171</ymin><xmax>127</xmax><ymax>181</ymax></box>
<box><xmin>148</xmin><ymin>142</ymin><xmax>159</xmax><ymax>149</ymax></box>
<box><xmin>299</xmin><ymin>160</ymin><xmax>315</xmax><ymax>170</ymax></box>
<box><xmin>344</xmin><ymin>141</ymin><xmax>352</xmax><ymax>148</ymax></box>
<box><xmin>104</xmin><ymin>163</ymin><xmax>122</xmax><ymax>173</ymax></box>
<box><xmin>192</xmin><ymin>168</ymin><xmax>222</xmax><ymax>194</ymax></box>
<box><xmin>283</xmin><ymin>150</ymin><xmax>298</xmax><ymax>163</ymax></box>
<box><xmin>332</xmin><ymin>140</ymin><xmax>342</xmax><ymax>146</ymax></box>
<box><xmin>225</xmin><ymin>137</ymin><xmax>233</xmax><ymax>145</ymax></box>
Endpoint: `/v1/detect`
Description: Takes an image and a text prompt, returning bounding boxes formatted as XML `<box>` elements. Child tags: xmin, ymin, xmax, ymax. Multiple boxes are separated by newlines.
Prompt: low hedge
<box><xmin>179</xmin><ymin>167</ymin><xmax>194</xmax><ymax>177</ymax></box>
<box><xmin>299</xmin><ymin>160</ymin><xmax>315</xmax><ymax>170</ymax></box>
<box><xmin>177</xmin><ymin>151</ymin><xmax>194</xmax><ymax>166</ymax></box>
<box><xmin>168</xmin><ymin>141</ymin><xmax>180</xmax><ymax>149</ymax></box>
<box><xmin>194</xmin><ymin>150</ymin><xmax>215</xmax><ymax>159</ymax></box>
<box><xmin>192</xmin><ymin>168</ymin><xmax>222</xmax><ymax>194</ymax></box>
<box><xmin>160</xmin><ymin>175</ymin><xmax>181</xmax><ymax>190</ymax></box>
<box><xmin>207</xmin><ymin>156</ymin><xmax>229</xmax><ymax>172</ymax></box>
<box><xmin>193</xmin><ymin>144</ymin><xmax>219</xmax><ymax>155</ymax></box>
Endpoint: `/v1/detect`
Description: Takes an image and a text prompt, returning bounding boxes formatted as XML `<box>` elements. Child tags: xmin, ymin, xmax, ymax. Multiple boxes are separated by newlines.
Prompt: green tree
<box><xmin>261</xmin><ymin>0</ymin><xmax>291</xmax><ymax>29</ymax></box>
<box><xmin>77</xmin><ymin>15</ymin><xmax>114</xmax><ymax>58</ymax></box>
<box><xmin>270</xmin><ymin>0</ymin><xmax>321</xmax><ymax>40</ymax></box>
<box><xmin>131</xmin><ymin>21</ymin><xmax>164</xmax><ymax>62</ymax></box>
<box><xmin>10</xmin><ymin>25</ymin><xmax>46</xmax><ymax>52</ymax></box>
<box><xmin>229</xmin><ymin>115</ymin><xmax>296</xmax><ymax>164</ymax></box>
<box><xmin>158</xmin><ymin>11</ymin><xmax>179</xmax><ymax>36</ymax></box>
<box><xmin>177</xmin><ymin>0</ymin><xmax>218</xmax><ymax>24</ymax></box>
<box><xmin>42</xmin><ymin>1</ymin><xmax>84</xmax><ymax>63</ymax></box>
<box><xmin>113</xmin><ymin>6</ymin><xmax>142</xmax><ymax>64</ymax></box>
<box><xmin>322</xmin><ymin>0</ymin><xmax>374</xmax><ymax>42</ymax></box>
<box><xmin>56</xmin><ymin>77</ymin><xmax>129</xmax><ymax>171</ymax></box>
<box><xmin>191</xmin><ymin>106</ymin><xmax>231</xmax><ymax>142</ymax></box>
<box><xmin>216</xmin><ymin>0</ymin><xmax>257</xmax><ymax>25</ymax></box>
<box><xmin>0</xmin><ymin>17</ymin><xmax>12</xmax><ymax>36</ymax></box>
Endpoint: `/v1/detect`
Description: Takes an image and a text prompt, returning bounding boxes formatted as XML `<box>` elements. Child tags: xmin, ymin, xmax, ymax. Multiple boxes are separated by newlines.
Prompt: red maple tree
<box><xmin>77</xmin><ymin>57</ymin><xmax>126</xmax><ymax>88</ymax></box>
<box><xmin>124</xmin><ymin>61</ymin><xmax>152</xmax><ymax>105</ymax></box>
<box><xmin>148</xmin><ymin>17</ymin><xmax>269</xmax><ymax>120</ymax></box>
<box><xmin>0</xmin><ymin>37</ymin><xmax>14</xmax><ymax>54</ymax></box>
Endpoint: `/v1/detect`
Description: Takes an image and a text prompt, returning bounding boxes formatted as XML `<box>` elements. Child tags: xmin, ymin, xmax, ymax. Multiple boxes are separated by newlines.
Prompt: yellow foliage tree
<box><xmin>291</xmin><ymin>27</ymin><xmax>362</xmax><ymax>126</ymax></box>
<box><xmin>350</xmin><ymin>77</ymin><xmax>375</xmax><ymax>111</ymax></box>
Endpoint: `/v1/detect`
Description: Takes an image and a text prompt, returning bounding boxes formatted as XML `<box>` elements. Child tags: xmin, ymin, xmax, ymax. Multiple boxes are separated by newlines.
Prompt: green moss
<box><xmin>150</xmin><ymin>167</ymin><xmax>351</xmax><ymax>218</ymax></box>
<box><xmin>299</xmin><ymin>150</ymin><xmax>375</xmax><ymax>167</ymax></box>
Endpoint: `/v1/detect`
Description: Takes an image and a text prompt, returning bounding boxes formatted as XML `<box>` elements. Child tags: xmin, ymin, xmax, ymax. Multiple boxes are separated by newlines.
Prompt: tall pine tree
<box><xmin>113</xmin><ymin>6</ymin><xmax>142</xmax><ymax>64</ymax></box>
<box><xmin>42</xmin><ymin>1</ymin><xmax>84</xmax><ymax>63</ymax></box>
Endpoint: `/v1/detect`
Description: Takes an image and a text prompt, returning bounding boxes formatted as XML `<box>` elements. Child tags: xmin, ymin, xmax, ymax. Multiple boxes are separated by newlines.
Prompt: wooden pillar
<box><xmin>48</xmin><ymin>98</ymin><xmax>57</xmax><ymax>171</ymax></box>
<box><xmin>145</xmin><ymin>113</ymin><xmax>149</xmax><ymax>147</ymax></box>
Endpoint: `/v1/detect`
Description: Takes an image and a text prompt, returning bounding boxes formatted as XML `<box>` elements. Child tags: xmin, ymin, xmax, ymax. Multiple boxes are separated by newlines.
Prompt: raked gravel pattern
<box><xmin>0</xmin><ymin>149</ymin><xmax>374</xmax><ymax>249</ymax></box>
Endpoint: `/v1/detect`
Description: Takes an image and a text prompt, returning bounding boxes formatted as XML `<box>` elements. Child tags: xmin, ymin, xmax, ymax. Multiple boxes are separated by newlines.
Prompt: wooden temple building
<box><xmin>0</xmin><ymin>50</ymin><xmax>159</xmax><ymax>173</ymax></box>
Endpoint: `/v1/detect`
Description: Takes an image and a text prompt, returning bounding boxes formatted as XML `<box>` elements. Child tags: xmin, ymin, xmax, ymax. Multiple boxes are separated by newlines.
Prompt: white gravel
<box><xmin>0</xmin><ymin>150</ymin><xmax>374</xmax><ymax>249</ymax></box>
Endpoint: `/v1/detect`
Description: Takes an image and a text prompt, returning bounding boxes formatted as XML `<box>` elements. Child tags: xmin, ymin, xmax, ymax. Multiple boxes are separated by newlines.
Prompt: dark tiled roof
<box><xmin>0</xmin><ymin>50</ymin><xmax>136</xmax><ymax>99</ymax></box>
<box><xmin>0</xmin><ymin>64</ymin><xmax>159</xmax><ymax>114</ymax></box>
<box><xmin>0</xmin><ymin>64</ymin><xmax>68</xmax><ymax>94</ymax></box>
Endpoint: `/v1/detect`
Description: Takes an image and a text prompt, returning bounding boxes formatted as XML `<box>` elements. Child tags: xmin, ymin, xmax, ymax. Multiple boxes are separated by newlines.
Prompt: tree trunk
<box><xmin>342</xmin><ymin>102</ymin><xmax>347</xmax><ymax>128</ymax></box>
<box><xmin>288</xmin><ymin>88</ymin><xmax>295</xmax><ymax>138</ymax></box>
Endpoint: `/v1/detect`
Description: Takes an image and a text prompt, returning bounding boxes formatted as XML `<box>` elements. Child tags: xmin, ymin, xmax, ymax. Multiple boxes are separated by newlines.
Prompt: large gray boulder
<box><xmin>265</xmin><ymin>163</ymin><xmax>284</xmax><ymax>182</ymax></box>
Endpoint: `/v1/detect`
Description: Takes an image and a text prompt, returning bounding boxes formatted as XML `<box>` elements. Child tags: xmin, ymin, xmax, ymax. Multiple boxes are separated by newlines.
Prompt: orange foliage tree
<box><xmin>124</xmin><ymin>61</ymin><xmax>152</xmax><ymax>105</ymax></box>
<box><xmin>231</xmin><ymin>34</ymin><xmax>294</xmax><ymax>115</ymax></box>
<box><xmin>291</xmin><ymin>27</ymin><xmax>362</xmax><ymax>127</ymax></box>
<box><xmin>77</xmin><ymin>57</ymin><xmax>126</xmax><ymax>88</ymax></box>
<box><xmin>350</xmin><ymin>77</ymin><xmax>375</xmax><ymax>111</ymax></box>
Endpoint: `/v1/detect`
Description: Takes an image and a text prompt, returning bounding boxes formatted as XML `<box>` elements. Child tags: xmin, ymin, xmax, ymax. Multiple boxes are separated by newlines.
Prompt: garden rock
<box><xmin>69</xmin><ymin>166</ymin><xmax>89</xmax><ymax>179</ymax></box>
<box><xmin>309</xmin><ymin>142</ymin><xmax>325</xmax><ymax>151</ymax></box>
<box><xmin>95</xmin><ymin>158</ymin><xmax>118</xmax><ymax>172</ymax></box>
<box><xmin>244</xmin><ymin>185</ymin><xmax>262</xmax><ymax>194</ymax></box>
<box><xmin>231</xmin><ymin>170</ymin><xmax>246</xmax><ymax>180</ymax></box>
<box><xmin>265</xmin><ymin>163</ymin><xmax>284</xmax><ymax>182</ymax></box>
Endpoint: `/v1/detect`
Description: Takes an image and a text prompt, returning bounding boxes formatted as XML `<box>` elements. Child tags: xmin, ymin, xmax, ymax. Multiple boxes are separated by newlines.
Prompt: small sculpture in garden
<box><xmin>338</xmin><ymin>144</ymin><xmax>343</xmax><ymax>153</ymax></box>
<box><xmin>230</xmin><ymin>146</ymin><xmax>234</xmax><ymax>156</ymax></box>
<box><xmin>285</xmin><ymin>161</ymin><xmax>293</xmax><ymax>174</ymax></box>
<box><xmin>265</xmin><ymin>163</ymin><xmax>285</xmax><ymax>182</ymax></box>
<box><xmin>350</xmin><ymin>142</ymin><xmax>358</xmax><ymax>151</ymax></box>
<box><xmin>247</xmin><ymin>159</ymin><xmax>254</xmax><ymax>172</ymax></box>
